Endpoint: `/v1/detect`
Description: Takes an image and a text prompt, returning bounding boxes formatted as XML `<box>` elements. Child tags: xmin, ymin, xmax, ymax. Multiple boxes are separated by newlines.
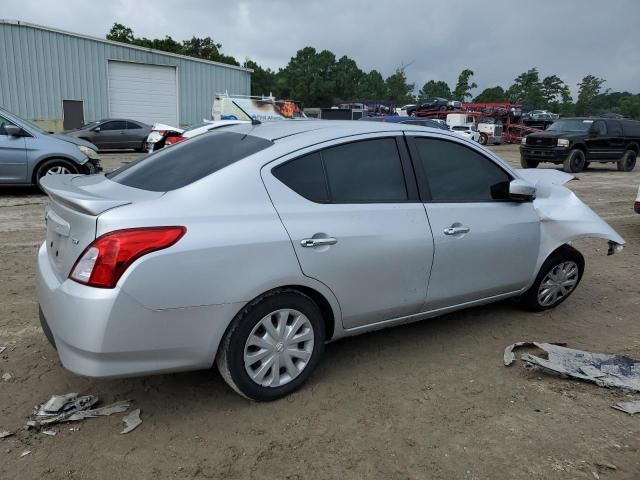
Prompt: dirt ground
<box><xmin>1</xmin><ymin>145</ymin><xmax>639</xmax><ymax>479</ymax></box>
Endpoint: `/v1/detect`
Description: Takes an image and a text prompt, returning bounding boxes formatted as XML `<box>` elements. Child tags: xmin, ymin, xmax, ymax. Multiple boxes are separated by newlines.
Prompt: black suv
<box><xmin>520</xmin><ymin>117</ymin><xmax>640</xmax><ymax>173</ymax></box>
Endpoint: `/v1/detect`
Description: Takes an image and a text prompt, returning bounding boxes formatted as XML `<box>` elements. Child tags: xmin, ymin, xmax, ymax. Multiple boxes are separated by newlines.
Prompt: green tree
<box><xmin>107</xmin><ymin>23</ymin><xmax>134</xmax><ymax>43</ymax></box>
<box><xmin>333</xmin><ymin>56</ymin><xmax>364</xmax><ymax>102</ymax></box>
<box><xmin>385</xmin><ymin>68</ymin><xmax>415</xmax><ymax>104</ymax></box>
<box><xmin>473</xmin><ymin>86</ymin><xmax>507</xmax><ymax>103</ymax></box>
<box><xmin>418</xmin><ymin>80</ymin><xmax>451</xmax><ymax>101</ymax></box>
<box><xmin>182</xmin><ymin>36</ymin><xmax>239</xmax><ymax>65</ymax></box>
<box><xmin>358</xmin><ymin>70</ymin><xmax>387</xmax><ymax>99</ymax></box>
<box><xmin>541</xmin><ymin>75</ymin><xmax>571</xmax><ymax>109</ymax></box>
<box><xmin>619</xmin><ymin>95</ymin><xmax>640</xmax><ymax>119</ymax></box>
<box><xmin>506</xmin><ymin>68</ymin><xmax>544</xmax><ymax>107</ymax></box>
<box><xmin>452</xmin><ymin>69</ymin><xmax>477</xmax><ymax>101</ymax></box>
<box><xmin>243</xmin><ymin>59</ymin><xmax>277</xmax><ymax>96</ymax></box>
<box><xmin>279</xmin><ymin>47</ymin><xmax>336</xmax><ymax>107</ymax></box>
<box><xmin>575</xmin><ymin>75</ymin><xmax>606</xmax><ymax>116</ymax></box>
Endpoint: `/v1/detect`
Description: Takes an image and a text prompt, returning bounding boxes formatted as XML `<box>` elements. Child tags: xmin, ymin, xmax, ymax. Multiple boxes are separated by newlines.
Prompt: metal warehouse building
<box><xmin>0</xmin><ymin>20</ymin><xmax>251</xmax><ymax>131</ymax></box>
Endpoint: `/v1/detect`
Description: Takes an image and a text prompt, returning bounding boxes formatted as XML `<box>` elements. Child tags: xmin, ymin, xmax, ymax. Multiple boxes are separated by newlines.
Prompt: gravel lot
<box><xmin>1</xmin><ymin>145</ymin><xmax>639</xmax><ymax>479</ymax></box>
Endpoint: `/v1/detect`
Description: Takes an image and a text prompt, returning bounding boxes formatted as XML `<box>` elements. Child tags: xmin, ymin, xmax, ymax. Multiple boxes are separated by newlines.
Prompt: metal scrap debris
<box><xmin>504</xmin><ymin>341</ymin><xmax>567</xmax><ymax>366</ymax></box>
<box><xmin>27</xmin><ymin>393</ymin><xmax>131</xmax><ymax>430</ymax></box>
<box><xmin>611</xmin><ymin>400</ymin><xmax>640</xmax><ymax>415</ymax></box>
<box><xmin>504</xmin><ymin>342</ymin><xmax>640</xmax><ymax>392</ymax></box>
<box><xmin>121</xmin><ymin>409</ymin><xmax>142</xmax><ymax>434</ymax></box>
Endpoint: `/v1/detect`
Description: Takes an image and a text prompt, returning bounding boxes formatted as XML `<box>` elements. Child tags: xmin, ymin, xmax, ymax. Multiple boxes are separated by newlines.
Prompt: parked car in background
<box><xmin>407</xmin><ymin>98</ymin><xmax>450</xmax><ymax>116</ymax></box>
<box><xmin>146</xmin><ymin>120</ymin><xmax>249</xmax><ymax>151</ymax></box>
<box><xmin>0</xmin><ymin>107</ymin><xmax>100</xmax><ymax>188</ymax></box>
<box><xmin>37</xmin><ymin>120</ymin><xmax>623</xmax><ymax>401</ymax></box>
<box><xmin>451</xmin><ymin>124</ymin><xmax>481</xmax><ymax>142</ymax></box>
<box><xmin>66</xmin><ymin>119</ymin><xmax>151</xmax><ymax>151</ymax></box>
<box><xmin>520</xmin><ymin>117</ymin><xmax>640</xmax><ymax>172</ymax></box>
<box><xmin>448</xmin><ymin>100</ymin><xmax>462</xmax><ymax>110</ymax></box>
<box><xmin>396</xmin><ymin>104</ymin><xmax>416</xmax><ymax>116</ymax></box>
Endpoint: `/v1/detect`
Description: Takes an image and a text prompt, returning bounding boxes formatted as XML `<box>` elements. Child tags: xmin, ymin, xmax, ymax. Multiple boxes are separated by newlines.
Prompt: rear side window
<box><xmin>273</xmin><ymin>138</ymin><xmax>408</xmax><ymax>203</ymax></box>
<box><xmin>107</xmin><ymin>131</ymin><xmax>273</xmax><ymax>192</ymax></box>
<box><xmin>622</xmin><ymin>120</ymin><xmax>640</xmax><ymax>137</ymax></box>
<box><xmin>273</xmin><ymin>152</ymin><xmax>329</xmax><ymax>203</ymax></box>
<box><xmin>126</xmin><ymin>121</ymin><xmax>142</xmax><ymax>130</ymax></box>
<box><xmin>608</xmin><ymin>120</ymin><xmax>622</xmax><ymax>136</ymax></box>
<box><xmin>414</xmin><ymin>138</ymin><xmax>510</xmax><ymax>202</ymax></box>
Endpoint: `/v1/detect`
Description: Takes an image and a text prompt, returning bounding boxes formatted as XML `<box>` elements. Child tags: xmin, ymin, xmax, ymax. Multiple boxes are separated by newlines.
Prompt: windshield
<box><xmin>547</xmin><ymin>119</ymin><xmax>593</xmax><ymax>132</ymax></box>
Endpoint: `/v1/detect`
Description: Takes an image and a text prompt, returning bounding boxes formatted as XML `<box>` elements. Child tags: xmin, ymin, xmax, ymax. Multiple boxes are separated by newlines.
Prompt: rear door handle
<box><xmin>443</xmin><ymin>226</ymin><xmax>470</xmax><ymax>235</ymax></box>
<box><xmin>301</xmin><ymin>237</ymin><xmax>337</xmax><ymax>248</ymax></box>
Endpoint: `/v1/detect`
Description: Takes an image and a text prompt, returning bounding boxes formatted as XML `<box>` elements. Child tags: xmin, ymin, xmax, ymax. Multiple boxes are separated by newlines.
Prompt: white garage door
<box><xmin>108</xmin><ymin>61</ymin><xmax>178</xmax><ymax>125</ymax></box>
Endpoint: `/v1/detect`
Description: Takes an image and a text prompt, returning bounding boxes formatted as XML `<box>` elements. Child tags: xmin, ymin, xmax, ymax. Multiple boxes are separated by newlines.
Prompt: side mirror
<box><xmin>4</xmin><ymin>124</ymin><xmax>23</xmax><ymax>136</ymax></box>
<box><xmin>508</xmin><ymin>179</ymin><xmax>536</xmax><ymax>201</ymax></box>
<box><xmin>93</xmin><ymin>126</ymin><xmax>101</xmax><ymax>133</ymax></box>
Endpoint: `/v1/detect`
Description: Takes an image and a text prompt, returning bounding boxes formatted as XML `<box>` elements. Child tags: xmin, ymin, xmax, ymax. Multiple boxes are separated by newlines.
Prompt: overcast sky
<box><xmin>3</xmin><ymin>0</ymin><xmax>639</xmax><ymax>97</ymax></box>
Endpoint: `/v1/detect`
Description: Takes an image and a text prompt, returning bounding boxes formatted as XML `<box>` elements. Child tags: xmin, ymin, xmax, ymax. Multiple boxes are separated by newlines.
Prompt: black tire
<box><xmin>520</xmin><ymin>156</ymin><xmax>539</xmax><ymax>168</ymax></box>
<box><xmin>518</xmin><ymin>245</ymin><xmax>585</xmax><ymax>312</ymax></box>
<box><xmin>563</xmin><ymin>149</ymin><xmax>586</xmax><ymax>173</ymax></box>
<box><xmin>478</xmin><ymin>134</ymin><xmax>488</xmax><ymax>145</ymax></box>
<box><xmin>216</xmin><ymin>289</ymin><xmax>325</xmax><ymax>401</ymax></box>
<box><xmin>617</xmin><ymin>150</ymin><xmax>637</xmax><ymax>172</ymax></box>
<box><xmin>34</xmin><ymin>158</ymin><xmax>79</xmax><ymax>189</ymax></box>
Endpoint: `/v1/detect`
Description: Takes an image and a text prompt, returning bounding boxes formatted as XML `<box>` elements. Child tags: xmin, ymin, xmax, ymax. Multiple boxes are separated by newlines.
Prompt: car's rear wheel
<box><xmin>518</xmin><ymin>245</ymin><xmax>584</xmax><ymax>312</ymax></box>
<box><xmin>617</xmin><ymin>150</ymin><xmax>637</xmax><ymax>172</ymax></box>
<box><xmin>563</xmin><ymin>149</ymin><xmax>586</xmax><ymax>173</ymax></box>
<box><xmin>35</xmin><ymin>158</ymin><xmax>79</xmax><ymax>189</ymax></box>
<box><xmin>217</xmin><ymin>289</ymin><xmax>325</xmax><ymax>401</ymax></box>
<box><xmin>520</xmin><ymin>156</ymin><xmax>539</xmax><ymax>168</ymax></box>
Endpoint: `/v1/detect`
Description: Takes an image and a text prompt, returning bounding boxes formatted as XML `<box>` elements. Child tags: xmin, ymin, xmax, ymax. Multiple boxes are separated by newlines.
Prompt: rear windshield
<box><xmin>106</xmin><ymin>130</ymin><xmax>273</xmax><ymax>192</ymax></box>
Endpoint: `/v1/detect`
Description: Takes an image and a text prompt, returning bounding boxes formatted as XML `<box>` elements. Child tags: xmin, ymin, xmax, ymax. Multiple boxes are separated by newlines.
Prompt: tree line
<box><xmin>107</xmin><ymin>23</ymin><xmax>640</xmax><ymax>119</ymax></box>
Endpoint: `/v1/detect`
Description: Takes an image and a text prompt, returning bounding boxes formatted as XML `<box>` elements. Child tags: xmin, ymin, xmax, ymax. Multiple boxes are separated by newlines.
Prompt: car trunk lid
<box><xmin>40</xmin><ymin>174</ymin><xmax>164</xmax><ymax>279</ymax></box>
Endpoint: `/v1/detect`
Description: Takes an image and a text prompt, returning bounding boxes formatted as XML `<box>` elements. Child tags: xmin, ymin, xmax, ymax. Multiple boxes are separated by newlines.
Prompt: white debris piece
<box><xmin>121</xmin><ymin>409</ymin><xmax>142</xmax><ymax>434</ymax></box>
<box><xmin>0</xmin><ymin>430</ymin><xmax>14</xmax><ymax>439</ymax></box>
<box><xmin>2</xmin><ymin>372</ymin><xmax>12</xmax><ymax>381</ymax></box>
<box><xmin>0</xmin><ymin>346</ymin><xmax>7</xmax><ymax>355</ymax></box>
<box><xmin>39</xmin><ymin>393</ymin><xmax>79</xmax><ymax>416</ymax></box>
<box><xmin>41</xmin><ymin>430</ymin><xmax>57</xmax><ymax>436</ymax></box>
<box><xmin>68</xmin><ymin>400</ymin><xmax>130</xmax><ymax>421</ymax></box>
<box><xmin>20</xmin><ymin>450</ymin><xmax>31</xmax><ymax>457</ymax></box>
<box><xmin>611</xmin><ymin>400</ymin><xmax>640</xmax><ymax>415</ymax></box>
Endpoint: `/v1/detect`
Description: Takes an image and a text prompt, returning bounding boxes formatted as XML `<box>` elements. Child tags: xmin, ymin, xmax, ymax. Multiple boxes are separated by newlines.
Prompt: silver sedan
<box><xmin>37</xmin><ymin>121</ymin><xmax>624</xmax><ymax>400</ymax></box>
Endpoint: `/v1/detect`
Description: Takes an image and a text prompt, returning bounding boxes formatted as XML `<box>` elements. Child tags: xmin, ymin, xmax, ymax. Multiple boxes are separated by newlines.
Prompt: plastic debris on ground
<box><xmin>41</xmin><ymin>430</ymin><xmax>57</xmax><ymax>436</ymax></box>
<box><xmin>0</xmin><ymin>430</ymin><xmax>14</xmax><ymax>439</ymax></box>
<box><xmin>0</xmin><ymin>346</ymin><xmax>7</xmax><ymax>355</ymax></box>
<box><xmin>26</xmin><ymin>393</ymin><xmax>131</xmax><ymax>430</ymax></box>
<box><xmin>2</xmin><ymin>372</ymin><xmax>12</xmax><ymax>381</ymax></box>
<box><xmin>611</xmin><ymin>400</ymin><xmax>640</xmax><ymax>415</ymax></box>
<box><xmin>504</xmin><ymin>341</ymin><xmax>640</xmax><ymax>392</ymax></box>
<box><xmin>20</xmin><ymin>450</ymin><xmax>31</xmax><ymax>457</ymax></box>
<box><xmin>121</xmin><ymin>409</ymin><xmax>142</xmax><ymax>434</ymax></box>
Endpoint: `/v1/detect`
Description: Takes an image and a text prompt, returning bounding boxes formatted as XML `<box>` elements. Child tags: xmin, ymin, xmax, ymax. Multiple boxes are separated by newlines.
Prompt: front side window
<box><xmin>414</xmin><ymin>138</ymin><xmax>511</xmax><ymax>202</ymax></box>
<box><xmin>273</xmin><ymin>138</ymin><xmax>408</xmax><ymax>203</ymax></box>
<box><xmin>593</xmin><ymin>120</ymin><xmax>607</xmax><ymax>136</ymax></box>
<box><xmin>101</xmin><ymin>121</ymin><xmax>126</xmax><ymax>131</ymax></box>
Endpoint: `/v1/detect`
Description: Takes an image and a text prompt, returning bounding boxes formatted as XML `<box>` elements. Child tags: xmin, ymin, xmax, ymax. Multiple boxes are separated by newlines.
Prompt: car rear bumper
<box><xmin>520</xmin><ymin>146</ymin><xmax>569</xmax><ymax>162</ymax></box>
<box><xmin>36</xmin><ymin>241</ymin><xmax>244</xmax><ymax>378</ymax></box>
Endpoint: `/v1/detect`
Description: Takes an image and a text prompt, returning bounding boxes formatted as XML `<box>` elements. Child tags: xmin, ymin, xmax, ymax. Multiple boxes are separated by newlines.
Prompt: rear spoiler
<box><xmin>39</xmin><ymin>175</ymin><xmax>131</xmax><ymax>216</ymax></box>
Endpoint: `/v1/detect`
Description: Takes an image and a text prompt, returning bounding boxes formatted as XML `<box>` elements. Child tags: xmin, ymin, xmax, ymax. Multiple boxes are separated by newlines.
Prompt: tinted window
<box><xmin>593</xmin><ymin>120</ymin><xmax>607</xmax><ymax>135</ymax></box>
<box><xmin>107</xmin><ymin>131</ymin><xmax>273</xmax><ymax>192</ymax></box>
<box><xmin>101</xmin><ymin>121</ymin><xmax>126</xmax><ymax>131</ymax></box>
<box><xmin>414</xmin><ymin>138</ymin><xmax>510</xmax><ymax>202</ymax></box>
<box><xmin>608</xmin><ymin>120</ymin><xmax>622</xmax><ymax>136</ymax></box>
<box><xmin>126</xmin><ymin>121</ymin><xmax>142</xmax><ymax>130</ymax></box>
<box><xmin>323</xmin><ymin>139</ymin><xmax>407</xmax><ymax>202</ymax></box>
<box><xmin>621</xmin><ymin>120</ymin><xmax>640</xmax><ymax>137</ymax></box>
<box><xmin>273</xmin><ymin>152</ymin><xmax>329</xmax><ymax>203</ymax></box>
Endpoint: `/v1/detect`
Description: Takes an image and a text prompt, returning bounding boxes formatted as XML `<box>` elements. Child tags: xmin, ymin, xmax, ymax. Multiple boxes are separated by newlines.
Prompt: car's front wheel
<box><xmin>217</xmin><ymin>289</ymin><xmax>325</xmax><ymax>401</ymax></box>
<box><xmin>518</xmin><ymin>245</ymin><xmax>585</xmax><ymax>311</ymax></box>
<box><xmin>35</xmin><ymin>158</ymin><xmax>79</xmax><ymax>189</ymax></box>
<box><xmin>563</xmin><ymin>149</ymin><xmax>586</xmax><ymax>173</ymax></box>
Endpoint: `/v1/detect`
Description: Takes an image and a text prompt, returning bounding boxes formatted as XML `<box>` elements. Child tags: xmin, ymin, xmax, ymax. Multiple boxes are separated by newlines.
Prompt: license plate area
<box><xmin>45</xmin><ymin>208</ymin><xmax>71</xmax><ymax>274</ymax></box>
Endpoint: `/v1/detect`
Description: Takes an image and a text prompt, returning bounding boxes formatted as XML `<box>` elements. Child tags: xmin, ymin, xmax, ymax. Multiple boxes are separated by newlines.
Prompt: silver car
<box><xmin>37</xmin><ymin>121</ymin><xmax>624</xmax><ymax>401</ymax></box>
<box><xmin>0</xmin><ymin>108</ymin><xmax>101</xmax><ymax>186</ymax></box>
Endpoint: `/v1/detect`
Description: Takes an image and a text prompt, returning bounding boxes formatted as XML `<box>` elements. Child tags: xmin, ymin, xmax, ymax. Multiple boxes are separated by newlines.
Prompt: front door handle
<box><xmin>301</xmin><ymin>237</ymin><xmax>338</xmax><ymax>248</ymax></box>
<box><xmin>443</xmin><ymin>226</ymin><xmax>470</xmax><ymax>235</ymax></box>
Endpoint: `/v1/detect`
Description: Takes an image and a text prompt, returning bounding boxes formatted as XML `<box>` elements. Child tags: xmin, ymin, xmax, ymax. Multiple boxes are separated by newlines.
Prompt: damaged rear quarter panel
<box><xmin>515</xmin><ymin>169</ymin><xmax>625</xmax><ymax>274</ymax></box>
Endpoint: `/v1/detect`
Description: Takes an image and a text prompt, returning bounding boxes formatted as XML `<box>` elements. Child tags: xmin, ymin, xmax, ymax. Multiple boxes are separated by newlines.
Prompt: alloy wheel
<box><xmin>244</xmin><ymin>309</ymin><xmax>315</xmax><ymax>387</ymax></box>
<box><xmin>537</xmin><ymin>261</ymin><xmax>579</xmax><ymax>307</ymax></box>
<box><xmin>46</xmin><ymin>165</ymin><xmax>72</xmax><ymax>175</ymax></box>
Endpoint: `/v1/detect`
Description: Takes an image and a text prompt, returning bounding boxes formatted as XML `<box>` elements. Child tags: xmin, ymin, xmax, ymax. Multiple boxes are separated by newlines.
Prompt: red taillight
<box><xmin>70</xmin><ymin>227</ymin><xmax>186</xmax><ymax>288</ymax></box>
<box><xmin>165</xmin><ymin>135</ymin><xmax>187</xmax><ymax>145</ymax></box>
